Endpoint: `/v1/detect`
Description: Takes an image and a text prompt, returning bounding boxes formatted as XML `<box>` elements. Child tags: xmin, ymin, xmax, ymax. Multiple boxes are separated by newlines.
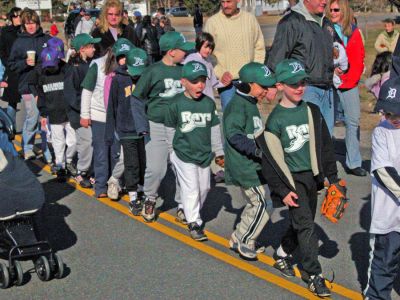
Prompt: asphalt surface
<box><xmin>2</xmin><ymin>127</ymin><xmax>399</xmax><ymax>299</ymax></box>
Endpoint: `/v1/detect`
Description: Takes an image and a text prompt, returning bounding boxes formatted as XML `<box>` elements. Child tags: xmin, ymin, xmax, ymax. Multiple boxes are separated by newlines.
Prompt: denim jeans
<box><xmin>91</xmin><ymin>121</ymin><xmax>120</xmax><ymax>196</ymax></box>
<box><xmin>21</xmin><ymin>94</ymin><xmax>39</xmax><ymax>153</ymax></box>
<box><xmin>302</xmin><ymin>86</ymin><xmax>334</xmax><ymax>136</ymax></box>
<box><xmin>337</xmin><ymin>87</ymin><xmax>362</xmax><ymax>169</ymax></box>
<box><xmin>218</xmin><ymin>81</ymin><xmax>238</xmax><ymax>111</ymax></box>
<box><xmin>6</xmin><ymin>105</ymin><xmax>16</xmax><ymax>127</ymax></box>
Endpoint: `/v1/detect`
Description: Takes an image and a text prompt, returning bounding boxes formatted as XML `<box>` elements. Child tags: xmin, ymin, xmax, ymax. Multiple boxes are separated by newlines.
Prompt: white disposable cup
<box><xmin>27</xmin><ymin>50</ymin><xmax>36</xmax><ymax>65</ymax></box>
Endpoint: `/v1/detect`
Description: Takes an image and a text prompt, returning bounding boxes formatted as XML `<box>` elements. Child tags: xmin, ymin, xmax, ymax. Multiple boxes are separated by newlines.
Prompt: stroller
<box><xmin>0</xmin><ymin>110</ymin><xmax>64</xmax><ymax>288</ymax></box>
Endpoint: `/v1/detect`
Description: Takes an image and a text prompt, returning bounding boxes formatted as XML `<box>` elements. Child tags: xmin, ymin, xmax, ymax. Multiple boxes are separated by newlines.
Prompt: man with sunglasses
<box><xmin>267</xmin><ymin>0</ymin><xmax>336</xmax><ymax>135</ymax></box>
<box><xmin>0</xmin><ymin>7</ymin><xmax>22</xmax><ymax>125</ymax></box>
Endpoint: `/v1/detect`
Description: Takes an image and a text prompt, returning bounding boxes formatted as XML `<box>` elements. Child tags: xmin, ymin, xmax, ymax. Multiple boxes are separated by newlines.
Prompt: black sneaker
<box><xmin>175</xmin><ymin>208</ymin><xmax>188</xmax><ymax>225</ymax></box>
<box><xmin>308</xmin><ymin>274</ymin><xmax>331</xmax><ymax>297</ymax></box>
<box><xmin>129</xmin><ymin>199</ymin><xmax>143</xmax><ymax>216</ymax></box>
<box><xmin>188</xmin><ymin>223</ymin><xmax>207</xmax><ymax>241</ymax></box>
<box><xmin>141</xmin><ymin>199</ymin><xmax>156</xmax><ymax>222</ymax></box>
<box><xmin>273</xmin><ymin>253</ymin><xmax>295</xmax><ymax>277</ymax></box>
<box><xmin>56</xmin><ymin>168</ymin><xmax>67</xmax><ymax>182</ymax></box>
<box><xmin>66</xmin><ymin>162</ymin><xmax>77</xmax><ymax>177</ymax></box>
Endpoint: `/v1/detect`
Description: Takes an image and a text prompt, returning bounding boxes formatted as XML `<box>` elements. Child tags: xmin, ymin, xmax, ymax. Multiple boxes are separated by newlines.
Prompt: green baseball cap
<box><xmin>126</xmin><ymin>47</ymin><xmax>148</xmax><ymax>77</ymax></box>
<box><xmin>159</xmin><ymin>31</ymin><xmax>195</xmax><ymax>52</ymax></box>
<box><xmin>182</xmin><ymin>61</ymin><xmax>208</xmax><ymax>82</ymax></box>
<box><xmin>275</xmin><ymin>59</ymin><xmax>309</xmax><ymax>84</ymax></box>
<box><xmin>239</xmin><ymin>62</ymin><xmax>276</xmax><ymax>87</ymax></box>
<box><xmin>112</xmin><ymin>38</ymin><xmax>135</xmax><ymax>57</ymax></box>
<box><xmin>71</xmin><ymin>33</ymin><xmax>101</xmax><ymax>50</ymax></box>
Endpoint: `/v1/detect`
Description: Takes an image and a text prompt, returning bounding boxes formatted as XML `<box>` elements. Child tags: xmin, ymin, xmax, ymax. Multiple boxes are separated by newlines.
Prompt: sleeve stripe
<box><xmin>374</xmin><ymin>167</ymin><xmax>400</xmax><ymax>199</ymax></box>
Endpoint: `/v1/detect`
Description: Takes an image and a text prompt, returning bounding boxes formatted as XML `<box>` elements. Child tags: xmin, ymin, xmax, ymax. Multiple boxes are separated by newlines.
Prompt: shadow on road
<box><xmin>26</xmin><ymin>162</ymin><xmax>78</xmax><ymax>252</ymax></box>
<box><xmin>349</xmin><ymin>193</ymin><xmax>371</xmax><ymax>292</ymax></box>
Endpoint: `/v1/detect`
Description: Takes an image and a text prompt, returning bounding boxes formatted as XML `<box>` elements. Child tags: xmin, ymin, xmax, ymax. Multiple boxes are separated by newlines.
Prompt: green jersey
<box><xmin>132</xmin><ymin>61</ymin><xmax>184</xmax><ymax>124</ymax></box>
<box><xmin>164</xmin><ymin>93</ymin><xmax>220</xmax><ymax>167</ymax></box>
<box><xmin>223</xmin><ymin>93</ymin><xmax>264</xmax><ymax>188</ymax></box>
<box><xmin>266</xmin><ymin>100</ymin><xmax>311</xmax><ymax>173</ymax></box>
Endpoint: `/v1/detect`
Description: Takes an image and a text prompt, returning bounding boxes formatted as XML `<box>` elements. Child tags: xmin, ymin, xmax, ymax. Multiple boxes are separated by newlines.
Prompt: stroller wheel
<box><xmin>0</xmin><ymin>263</ymin><xmax>10</xmax><ymax>289</ymax></box>
<box><xmin>35</xmin><ymin>256</ymin><xmax>51</xmax><ymax>281</ymax></box>
<box><xmin>52</xmin><ymin>253</ymin><xmax>64</xmax><ymax>279</ymax></box>
<box><xmin>12</xmin><ymin>261</ymin><xmax>24</xmax><ymax>286</ymax></box>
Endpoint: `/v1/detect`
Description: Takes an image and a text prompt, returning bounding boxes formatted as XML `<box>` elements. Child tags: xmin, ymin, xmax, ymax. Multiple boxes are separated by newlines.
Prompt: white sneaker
<box><xmin>107</xmin><ymin>177</ymin><xmax>121</xmax><ymax>200</ymax></box>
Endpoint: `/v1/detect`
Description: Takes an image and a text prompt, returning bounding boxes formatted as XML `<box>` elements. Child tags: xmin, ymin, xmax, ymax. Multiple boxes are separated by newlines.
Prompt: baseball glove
<box><xmin>321</xmin><ymin>179</ymin><xmax>349</xmax><ymax>223</ymax></box>
<box><xmin>215</xmin><ymin>155</ymin><xmax>225</xmax><ymax>168</ymax></box>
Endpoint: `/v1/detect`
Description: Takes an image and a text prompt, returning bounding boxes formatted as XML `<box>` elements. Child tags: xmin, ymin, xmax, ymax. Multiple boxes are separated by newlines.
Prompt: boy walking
<box><xmin>223</xmin><ymin>62</ymin><xmax>277</xmax><ymax>259</ymax></box>
<box><xmin>165</xmin><ymin>61</ymin><xmax>223</xmax><ymax>241</ymax></box>
<box><xmin>364</xmin><ymin>76</ymin><xmax>400</xmax><ymax>300</ymax></box>
<box><xmin>132</xmin><ymin>31</ymin><xmax>195</xmax><ymax>222</ymax></box>
<box><xmin>256</xmin><ymin>59</ymin><xmax>340</xmax><ymax>297</ymax></box>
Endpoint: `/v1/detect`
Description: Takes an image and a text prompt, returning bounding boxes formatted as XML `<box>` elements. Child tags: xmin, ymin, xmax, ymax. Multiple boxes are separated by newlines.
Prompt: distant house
<box><xmin>262</xmin><ymin>0</ymin><xmax>290</xmax><ymax>14</ymax></box>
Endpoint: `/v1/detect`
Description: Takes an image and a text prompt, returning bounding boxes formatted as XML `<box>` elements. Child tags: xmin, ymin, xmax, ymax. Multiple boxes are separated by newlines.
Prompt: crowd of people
<box><xmin>0</xmin><ymin>0</ymin><xmax>400</xmax><ymax>298</ymax></box>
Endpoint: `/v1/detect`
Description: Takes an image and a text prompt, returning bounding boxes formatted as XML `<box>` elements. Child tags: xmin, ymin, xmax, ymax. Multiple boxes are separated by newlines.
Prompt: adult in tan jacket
<box><xmin>375</xmin><ymin>18</ymin><xmax>399</xmax><ymax>53</ymax></box>
<box><xmin>204</xmin><ymin>0</ymin><xmax>265</xmax><ymax>109</ymax></box>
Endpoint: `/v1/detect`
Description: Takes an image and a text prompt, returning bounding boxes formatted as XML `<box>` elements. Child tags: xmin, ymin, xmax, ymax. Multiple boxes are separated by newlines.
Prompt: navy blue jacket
<box><xmin>8</xmin><ymin>28</ymin><xmax>51</xmax><ymax>95</ymax></box>
<box><xmin>28</xmin><ymin>63</ymin><xmax>68</xmax><ymax>125</ymax></box>
<box><xmin>64</xmin><ymin>58</ymin><xmax>91</xmax><ymax>129</ymax></box>
<box><xmin>105</xmin><ymin>65</ymin><xmax>148</xmax><ymax>144</ymax></box>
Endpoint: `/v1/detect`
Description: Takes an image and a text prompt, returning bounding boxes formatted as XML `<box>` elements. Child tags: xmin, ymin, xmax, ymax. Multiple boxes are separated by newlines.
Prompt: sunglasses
<box><xmin>12</xmin><ymin>14</ymin><xmax>21</xmax><ymax>18</ymax></box>
<box><xmin>330</xmin><ymin>8</ymin><xmax>340</xmax><ymax>12</ymax></box>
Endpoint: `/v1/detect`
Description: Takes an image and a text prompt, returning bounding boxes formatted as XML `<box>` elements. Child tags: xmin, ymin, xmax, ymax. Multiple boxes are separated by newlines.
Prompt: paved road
<box><xmin>2</xmin><ymin>131</ymin><xmax>399</xmax><ymax>299</ymax></box>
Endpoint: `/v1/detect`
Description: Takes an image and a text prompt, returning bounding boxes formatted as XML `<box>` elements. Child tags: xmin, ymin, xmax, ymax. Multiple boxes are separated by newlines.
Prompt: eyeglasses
<box><xmin>107</xmin><ymin>13</ymin><xmax>121</xmax><ymax>17</ymax></box>
<box><xmin>330</xmin><ymin>8</ymin><xmax>340</xmax><ymax>12</ymax></box>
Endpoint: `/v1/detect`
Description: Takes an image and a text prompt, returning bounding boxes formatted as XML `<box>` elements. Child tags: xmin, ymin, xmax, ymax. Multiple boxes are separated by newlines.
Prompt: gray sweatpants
<box><xmin>144</xmin><ymin>121</ymin><xmax>180</xmax><ymax>204</ymax></box>
<box><xmin>76</xmin><ymin>126</ymin><xmax>93</xmax><ymax>173</ymax></box>
<box><xmin>235</xmin><ymin>185</ymin><xmax>273</xmax><ymax>247</ymax></box>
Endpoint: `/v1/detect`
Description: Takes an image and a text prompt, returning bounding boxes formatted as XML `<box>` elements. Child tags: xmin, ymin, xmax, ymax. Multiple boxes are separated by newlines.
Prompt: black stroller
<box><xmin>0</xmin><ymin>110</ymin><xmax>64</xmax><ymax>288</ymax></box>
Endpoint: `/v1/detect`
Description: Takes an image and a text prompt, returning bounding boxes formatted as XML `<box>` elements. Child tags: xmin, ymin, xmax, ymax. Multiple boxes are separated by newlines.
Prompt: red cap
<box><xmin>50</xmin><ymin>24</ymin><xmax>59</xmax><ymax>36</ymax></box>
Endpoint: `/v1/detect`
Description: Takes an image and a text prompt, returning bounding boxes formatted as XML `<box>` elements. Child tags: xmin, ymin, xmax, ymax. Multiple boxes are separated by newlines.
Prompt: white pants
<box><xmin>51</xmin><ymin>122</ymin><xmax>77</xmax><ymax>167</ymax></box>
<box><xmin>170</xmin><ymin>151</ymin><xmax>210</xmax><ymax>226</ymax></box>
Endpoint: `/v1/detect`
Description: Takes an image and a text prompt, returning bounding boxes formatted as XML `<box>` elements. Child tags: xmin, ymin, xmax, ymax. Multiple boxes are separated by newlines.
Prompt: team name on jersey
<box><xmin>159</xmin><ymin>79</ymin><xmax>185</xmax><ymax>98</ymax></box>
<box><xmin>180</xmin><ymin>111</ymin><xmax>211</xmax><ymax>133</ymax></box>
<box><xmin>125</xmin><ymin>84</ymin><xmax>136</xmax><ymax>97</ymax></box>
<box><xmin>284</xmin><ymin>124</ymin><xmax>310</xmax><ymax>153</ymax></box>
<box><xmin>247</xmin><ymin>116</ymin><xmax>263</xmax><ymax>139</ymax></box>
<box><xmin>43</xmin><ymin>82</ymin><xmax>64</xmax><ymax>93</ymax></box>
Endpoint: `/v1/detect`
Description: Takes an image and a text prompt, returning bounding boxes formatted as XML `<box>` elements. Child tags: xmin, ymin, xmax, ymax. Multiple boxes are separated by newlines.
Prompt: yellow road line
<box><xmin>14</xmin><ymin>136</ymin><xmax>362</xmax><ymax>299</ymax></box>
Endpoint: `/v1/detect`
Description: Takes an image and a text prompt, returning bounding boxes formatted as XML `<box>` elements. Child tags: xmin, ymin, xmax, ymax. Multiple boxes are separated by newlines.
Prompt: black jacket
<box><xmin>105</xmin><ymin>65</ymin><xmax>148</xmax><ymax>144</ymax></box>
<box><xmin>29</xmin><ymin>63</ymin><xmax>68</xmax><ymax>125</ymax></box>
<box><xmin>92</xmin><ymin>24</ymin><xmax>140</xmax><ymax>58</ymax></box>
<box><xmin>0</xmin><ymin>25</ymin><xmax>21</xmax><ymax>107</ymax></box>
<box><xmin>140</xmin><ymin>25</ymin><xmax>160</xmax><ymax>56</ymax></box>
<box><xmin>8</xmin><ymin>28</ymin><xmax>51</xmax><ymax>95</ymax></box>
<box><xmin>64</xmin><ymin>58</ymin><xmax>91</xmax><ymax>129</ymax></box>
<box><xmin>267</xmin><ymin>7</ymin><xmax>334</xmax><ymax>88</ymax></box>
<box><xmin>255</xmin><ymin>102</ymin><xmax>338</xmax><ymax>208</ymax></box>
<box><xmin>193</xmin><ymin>8</ymin><xmax>203</xmax><ymax>27</ymax></box>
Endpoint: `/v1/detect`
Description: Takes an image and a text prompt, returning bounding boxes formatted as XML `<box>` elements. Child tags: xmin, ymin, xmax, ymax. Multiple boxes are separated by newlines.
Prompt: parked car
<box><xmin>167</xmin><ymin>7</ymin><xmax>190</xmax><ymax>17</ymax></box>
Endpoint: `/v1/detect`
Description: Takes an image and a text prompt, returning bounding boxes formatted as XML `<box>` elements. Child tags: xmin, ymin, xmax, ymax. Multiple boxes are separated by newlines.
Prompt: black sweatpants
<box><xmin>281</xmin><ymin>171</ymin><xmax>322</xmax><ymax>276</ymax></box>
<box><xmin>364</xmin><ymin>231</ymin><xmax>400</xmax><ymax>300</ymax></box>
<box><xmin>120</xmin><ymin>137</ymin><xmax>146</xmax><ymax>192</ymax></box>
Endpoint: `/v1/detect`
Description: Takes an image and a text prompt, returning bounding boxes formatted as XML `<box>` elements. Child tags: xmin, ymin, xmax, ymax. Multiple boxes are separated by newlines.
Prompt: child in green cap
<box><xmin>105</xmin><ymin>47</ymin><xmax>149</xmax><ymax>215</ymax></box>
<box><xmin>80</xmin><ymin>38</ymin><xmax>134</xmax><ymax>198</ymax></box>
<box><xmin>132</xmin><ymin>31</ymin><xmax>195</xmax><ymax>222</ymax></box>
<box><xmin>65</xmin><ymin>33</ymin><xmax>101</xmax><ymax>188</ymax></box>
<box><xmin>223</xmin><ymin>62</ymin><xmax>277</xmax><ymax>260</ymax></box>
<box><xmin>256</xmin><ymin>58</ymin><xmax>340</xmax><ymax>297</ymax></box>
<box><xmin>164</xmin><ymin>61</ymin><xmax>223</xmax><ymax>241</ymax></box>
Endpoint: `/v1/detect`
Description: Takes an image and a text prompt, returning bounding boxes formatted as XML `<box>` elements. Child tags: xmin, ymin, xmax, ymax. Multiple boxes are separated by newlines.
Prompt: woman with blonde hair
<box><xmin>92</xmin><ymin>0</ymin><xmax>139</xmax><ymax>58</ymax></box>
<box><xmin>326</xmin><ymin>0</ymin><xmax>366</xmax><ymax>177</ymax></box>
